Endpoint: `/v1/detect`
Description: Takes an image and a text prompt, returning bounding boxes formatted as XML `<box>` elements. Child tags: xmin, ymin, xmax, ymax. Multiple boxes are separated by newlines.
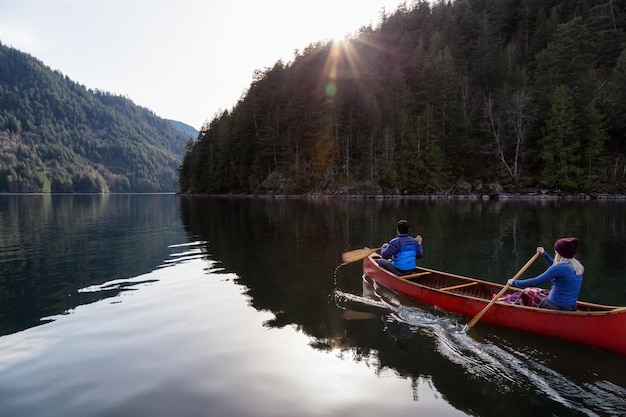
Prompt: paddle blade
<box><xmin>341</xmin><ymin>247</ymin><xmax>380</xmax><ymax>264</ymax></box>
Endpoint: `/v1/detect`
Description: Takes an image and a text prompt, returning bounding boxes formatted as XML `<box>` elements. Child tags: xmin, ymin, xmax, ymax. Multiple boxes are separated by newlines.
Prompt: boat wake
<box><xmin>334</xmin><ymin>276</ymin><xmax>626</xmax><ymax>417</ymax></box>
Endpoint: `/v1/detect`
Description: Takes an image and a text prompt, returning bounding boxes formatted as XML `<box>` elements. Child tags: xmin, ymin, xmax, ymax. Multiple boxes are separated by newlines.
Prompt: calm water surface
<box><xmin>1</xmin><ymin>194</ymin><xmax>625</xmax><ymax>417</ymax></box>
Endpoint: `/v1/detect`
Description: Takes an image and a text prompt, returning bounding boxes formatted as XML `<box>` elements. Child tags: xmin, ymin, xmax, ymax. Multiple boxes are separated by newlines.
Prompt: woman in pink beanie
<box><xmin>505</xmin><ymin>238</ymin><xmax>584</xmax><ymax>310</ymax></box>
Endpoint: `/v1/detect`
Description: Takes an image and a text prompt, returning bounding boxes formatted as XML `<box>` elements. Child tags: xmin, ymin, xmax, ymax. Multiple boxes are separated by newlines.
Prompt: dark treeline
<box><xmin>180</xmin><ymin>0</ymin><xmax>626</xmax><ymax>195</ymax></box>
<box><xmin>0</xmin><ymin>43</ymin><xmax>192</xmax><ymax>193</ymax></box>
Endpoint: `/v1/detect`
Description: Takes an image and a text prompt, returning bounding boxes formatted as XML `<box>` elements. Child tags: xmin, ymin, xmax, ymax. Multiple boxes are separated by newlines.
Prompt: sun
<box><xmin>324</xmin><ymin>19</ymin><xmax>354</xmax><ymax>44</ymax></box>
<box><xmin>329</xmin><ymin>31</ymin><xmax>350</xmax><ymax>44</ymax></box>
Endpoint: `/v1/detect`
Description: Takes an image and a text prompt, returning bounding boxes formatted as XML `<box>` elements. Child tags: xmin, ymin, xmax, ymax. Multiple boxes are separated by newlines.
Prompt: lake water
<box><xmin>1</xmin><ymin>194</ymin><xmax>625</xmax><ymax>417</ymax></box>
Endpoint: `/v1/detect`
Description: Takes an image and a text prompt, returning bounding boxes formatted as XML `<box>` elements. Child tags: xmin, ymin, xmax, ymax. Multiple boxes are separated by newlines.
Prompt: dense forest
<box><xmin>180</xmin><ymin>0</ymin><xmax>626</xmax><ymax>195</ymax></box>
<box><xmin>0</xmin><ymin>43</ymin><xmax>194</xmax><ymax>193</ymax></box>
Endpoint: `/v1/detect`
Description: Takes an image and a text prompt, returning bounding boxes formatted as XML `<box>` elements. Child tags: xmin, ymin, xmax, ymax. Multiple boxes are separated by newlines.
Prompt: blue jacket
<box><xmin>381</xmin><ymin>233</ymin><xmax>424</xmax><ymax>271</ymax></box>
<box><xmin>512</xmin><ymin>252</ymin><xmax>582</xmax><ymax>308</ymax></box>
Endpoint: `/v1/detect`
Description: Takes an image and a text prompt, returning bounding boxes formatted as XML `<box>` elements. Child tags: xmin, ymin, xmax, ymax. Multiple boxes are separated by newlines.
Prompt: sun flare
<box><xmin>322</xmin><ymin>17</ymin><xmax>356</xmax><ymax>44</ymax></box>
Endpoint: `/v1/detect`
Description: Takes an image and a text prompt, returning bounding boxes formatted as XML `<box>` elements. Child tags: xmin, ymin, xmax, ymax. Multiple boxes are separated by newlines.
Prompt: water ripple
<box><xmin>334</xmin><ymin>281</ymin><xmax>626</xmax><ymax>417</ymax></box>
<box><xmin>158</xmin><ymin>241</ymin><xmax>208</xmax><ymax>267</ymax></box>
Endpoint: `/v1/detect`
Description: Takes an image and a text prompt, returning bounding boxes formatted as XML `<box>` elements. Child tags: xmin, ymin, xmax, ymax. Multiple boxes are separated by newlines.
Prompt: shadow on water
<box><xmin>334</xmin><ymin>273</ymin><xmax>626</xmax><ymax>417</ymax></box>
<box><xmin>177</xmin><ymin>196</ymin><xmax>626</xmax><ymax>417</ymax></box>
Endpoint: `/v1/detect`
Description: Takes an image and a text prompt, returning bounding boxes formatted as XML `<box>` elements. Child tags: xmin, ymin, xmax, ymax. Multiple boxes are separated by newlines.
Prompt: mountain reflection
<box><xmin>0</xmin><ymin>194</ymin><xmax>185</xmax><ymax>336</ymax></box>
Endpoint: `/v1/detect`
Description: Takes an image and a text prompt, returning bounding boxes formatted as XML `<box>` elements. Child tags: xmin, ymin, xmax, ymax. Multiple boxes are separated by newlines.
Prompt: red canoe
<box><xmin>363</xmin><ymin>253</ymin><xmax>626</xmax><ymax>356</ymax></box>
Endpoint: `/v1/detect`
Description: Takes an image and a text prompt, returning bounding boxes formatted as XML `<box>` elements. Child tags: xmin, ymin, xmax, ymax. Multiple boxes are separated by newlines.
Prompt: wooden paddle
<box><xmin>341</xmin><ymin>247</ymin><xmax>380</xmax><ymax>264</ymax></box>
<box><xmin>465</xmin><ymin>251</ymin><xmax>541</xmax><ymax>330</ymax></box>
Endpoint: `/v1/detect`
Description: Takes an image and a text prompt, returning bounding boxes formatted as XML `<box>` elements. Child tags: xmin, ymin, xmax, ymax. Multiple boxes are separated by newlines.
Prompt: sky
<box><xmin>0</xmin><ymin>0</ymin><xmax>409</xmax><ymax>130</ymax></box>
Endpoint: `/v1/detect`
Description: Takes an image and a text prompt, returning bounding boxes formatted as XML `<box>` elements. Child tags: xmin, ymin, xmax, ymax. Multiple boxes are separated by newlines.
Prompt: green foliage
<box><xmin>582</xmin><ymin>100</ymin><xmax>608</xmax><ymax>187</ymax></box>
<box><xmin>0</xmin><ymin>43</ymin><xmax>193</xmax><ymax>193</ymax></box>
<box><xmin>539</xmin><ymin>85</ymin><xmax>583</xmax><ymax>189</ymax></box>
<box><xmin>179</xmin><ymin>0</ymin><xmax>626</xmax><ymax>194</ymax></box>
<box><xmin>604</xmin><ymin>48</ymin><xmax>626</xmax><ymax>135</ymax></box>
<box><xmin>398</xmin><ymin>104</ymin><xmax>447</xmax><ymax>191</ymax></box>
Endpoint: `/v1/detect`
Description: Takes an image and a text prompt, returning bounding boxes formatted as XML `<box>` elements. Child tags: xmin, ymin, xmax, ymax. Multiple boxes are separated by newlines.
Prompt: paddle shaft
<box><xmin>466</xmin><ymin>251</ymin><xmax>541</xmax><ymax>329</ymax></box>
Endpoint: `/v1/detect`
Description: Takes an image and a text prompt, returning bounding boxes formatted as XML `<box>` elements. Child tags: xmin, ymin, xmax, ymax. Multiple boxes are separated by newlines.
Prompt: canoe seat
<box><xmin>401</xmin><ymin>271</ymin><xmax>431</xmax><ymax>280</ymax></box>
<box><xmin>439</xmin><ymin>282</ymin><xmax>478</xmax><ymax>292</ymax></box>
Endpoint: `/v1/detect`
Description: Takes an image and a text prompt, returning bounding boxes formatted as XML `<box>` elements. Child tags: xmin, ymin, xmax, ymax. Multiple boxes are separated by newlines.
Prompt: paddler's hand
<box><xmin>415</xmin><ymin>235</ymin><xmax>423</xmax><ymax>245</ymax></box>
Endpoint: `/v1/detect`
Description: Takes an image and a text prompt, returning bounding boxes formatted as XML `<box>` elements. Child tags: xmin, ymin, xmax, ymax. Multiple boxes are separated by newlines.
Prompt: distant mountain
<box><xmin>0</xmin><ymin>42</ymin><xmax>191</xmax><ymax>193</ymax></box>
<box><xmin>168</xmin><ymin>120</ymin><xmax>198</xmax><ymax>138</ymax></box>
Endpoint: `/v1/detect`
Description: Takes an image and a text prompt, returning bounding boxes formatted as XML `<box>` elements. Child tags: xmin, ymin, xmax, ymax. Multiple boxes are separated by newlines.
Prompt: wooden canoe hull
<box><xmin>363</xmin><ymin>254</ymin><xmax>626</xmax><ymax>356</ymax></box>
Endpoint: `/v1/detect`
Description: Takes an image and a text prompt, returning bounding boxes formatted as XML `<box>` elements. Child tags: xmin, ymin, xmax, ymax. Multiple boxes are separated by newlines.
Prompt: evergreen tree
<box><xmin>173</xmin><ymin>1</ymin><xmax>626</xmax><ymax>194</ymax></box>
<box><xmin>582</xmin><ymin>100</ymin><xmax>608</xmax><ymax>186</ymax></box>
<box><xmin>404</xmin><ymin>104</ymin><xmax>446</xmax><ymax>191</ymax></box>
<box><xmin>605</xmin><ymin>48</ymin><xmax>626</xmax><ymax>134</ymax></box>
<box><xmin>539</xmin><ymin>85</ymin><xmax>582</xmax><ymax>189</ymax></box>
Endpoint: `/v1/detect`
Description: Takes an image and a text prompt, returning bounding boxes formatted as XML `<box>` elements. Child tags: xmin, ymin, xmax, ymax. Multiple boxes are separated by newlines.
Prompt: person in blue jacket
<box><xmin>377</xmin><ymin>219</ymin><xmax>423</xmax><ymax>275</ymax></box>
<box><xmin>506</xmin><ymin>237</ymin><xmax>584</xmax><ymax>311</ymax></box>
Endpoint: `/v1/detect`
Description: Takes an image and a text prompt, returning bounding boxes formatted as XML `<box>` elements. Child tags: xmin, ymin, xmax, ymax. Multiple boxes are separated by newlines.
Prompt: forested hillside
<box><xmin>180</xmin><ymin>0</ymin><xmax>626</xmax><ymax>195</ymax></box>
<box><xmin>0</xmin><ymin>43</ymin><xmax>192</xmax><ymax>193</ymax></box>
<box><xmin>168</xmin><ymin>120</ymin><xmax>198</xmax><ymax>138</ymax></box>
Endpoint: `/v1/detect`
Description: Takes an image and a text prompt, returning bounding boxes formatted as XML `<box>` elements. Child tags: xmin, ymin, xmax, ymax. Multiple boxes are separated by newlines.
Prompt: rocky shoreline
<box><xmin>179</xmin><ymin>176</ymin><xmax>626</xmax><ymax>200</ymax></box>
<box><xmin>180</xmin><ymin>188</ymin><xmax>626</xmax><ymax>200</ymax></box>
